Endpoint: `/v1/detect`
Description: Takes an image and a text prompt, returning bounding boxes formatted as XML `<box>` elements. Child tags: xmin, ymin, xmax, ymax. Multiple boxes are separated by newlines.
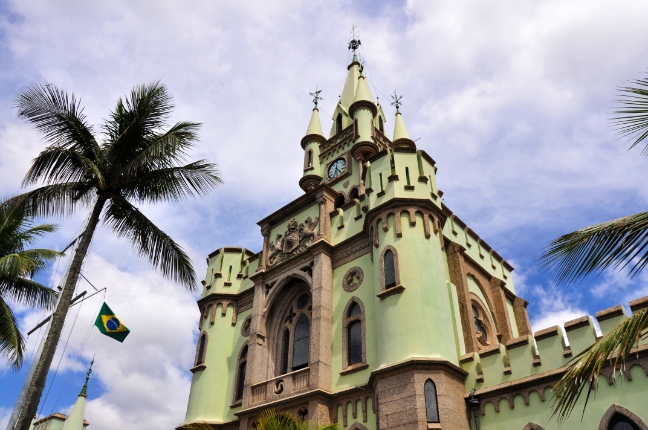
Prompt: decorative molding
<box><xmin>598</xmin><ymin>404</ymin><xmax>648</xmax><ymax>430</ymax></box>
<box><xmin>342</xmin><ymin>267</ymin><xmax>364</xmax><ymax>292</ymax></box>
<box><xmin>332</xmin><ymin>236</ymin><xmax>372</xmax><ymax>269</ymax></box>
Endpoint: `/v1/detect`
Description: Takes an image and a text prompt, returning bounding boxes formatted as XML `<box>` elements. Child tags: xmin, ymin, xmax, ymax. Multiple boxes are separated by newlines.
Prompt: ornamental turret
<box><xmin>300</xmin><ymin>90</ymin><xmax>325</xmax><ymax>192</ymax></box>
<box><xmin>390</xmin><ymin>92</ymin><xmax>416</xmax><ymax>150</ymax></box>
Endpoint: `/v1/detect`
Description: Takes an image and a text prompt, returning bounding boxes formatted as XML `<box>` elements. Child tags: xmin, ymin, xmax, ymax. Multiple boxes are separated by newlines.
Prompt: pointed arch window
<box><xmin>305</xmin><ymin>150</ymin><xmax>313</xmax><ymax>168</ymax></box>
<box><xmin>233</xmin><ymin>344</ymin><xmax>248</xmax><ymax>403</ymax></box>
<box><xmin>193</xmin><ymin>332</ymin><xmax>208</xmax><ymax>369</ymax></box>
<box><xmin>276</xmin><ymin>292</ymin><xmax>312</xmax><ymax>376</ymax></box>
<box><xmin>336</xmin><ymin>113</ymin><xmax>343</xmax><ymax>134</ymax></box>
<box><xmin>609</xmin><ymin>414</ymin><xmax>640</xmax><ymax>430</ymax></box>
<box><xmin>342</xmin><ymin>298</ymin><xmax>366</xmax><ymax>373</ymax></box>
<box><xmin>378</xmin><ymin>245</ymin><xmax>404</xmax><ymax>299</ymax></box>
<box><xmin>378</xmin><ymin>116</ymin><xmax>384</xmax><ymax>133</ymax></box>
<box><xmin>424</xmin><ymin>379</ymin><xmax>440</xmax><ymax>423</ymax></box>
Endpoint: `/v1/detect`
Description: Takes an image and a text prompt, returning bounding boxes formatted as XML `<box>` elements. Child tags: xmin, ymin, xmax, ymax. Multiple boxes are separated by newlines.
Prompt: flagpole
<box><xmin>6</xmin><ymin>215</ymin><xmax>89</xmax><ymax>430</ymax></box>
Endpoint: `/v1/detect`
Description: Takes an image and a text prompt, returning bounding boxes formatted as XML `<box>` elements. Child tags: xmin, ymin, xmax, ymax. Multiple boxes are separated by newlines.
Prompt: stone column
<box><xmin>308</xmin><ymin>242</ymin><xmax>334</xmax><ymax>394</ymax></box>
<box><xmin>242</xmin><ymin>277</ymin><xmax>268</xmax><ymax>409</ymax></box>
<box><xmin>445</xmin><ymin>241</ymin><xmax>477</xmax><ymax>354</ymax></box>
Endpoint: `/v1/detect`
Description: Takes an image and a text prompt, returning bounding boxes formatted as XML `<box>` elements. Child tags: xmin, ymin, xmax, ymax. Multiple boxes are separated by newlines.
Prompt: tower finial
<box><xmin>348</xmin><ymin>25</ymin><xmax>361</xmax><ymax>54</ymax></box>
<box><xmin>80</xmin><ymin>356</ymin><xmax>94</xmax><ymax>396</ymax></box>
<box><xmin>309</xmin><ymin>86</ymin><xmax>323</xmax><ymax>108</ymax></box>
<box><xmin>390</xmin><ymin>91</ymin><xmax>403</xmax><ymax>113</ymax></box>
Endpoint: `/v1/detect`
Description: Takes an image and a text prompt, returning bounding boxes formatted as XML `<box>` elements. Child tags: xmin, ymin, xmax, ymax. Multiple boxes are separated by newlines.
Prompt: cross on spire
<box><xmin>309</xmin><ymin>86</ymin><xmax>323</xmax><ymax>107</ymax></box>
<box><xmin>348</xmin><ymin>25</ymin><xmax>361</xmax><ymax>53</ymax></box>
<box><xmin>391</xmin><ymin>91</ymin><xmax>403</xmax><ymax>112</ymax></box>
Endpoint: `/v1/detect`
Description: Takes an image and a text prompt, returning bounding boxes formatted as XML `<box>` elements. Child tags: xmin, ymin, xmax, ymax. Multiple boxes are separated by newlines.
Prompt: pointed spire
<box><xmin>61</xmin><ymin>359</ymin><xmax>93</xmax><ymax>430</ymax></box>
<box><xmin>353</xmin><ymin>73</ymin><xmax>374</xmax><ymax>105</ymax></box>
<box><xmin>393</xmin><ymin>111</ymin><xmax>411</xmax><ymax>141</ymax></box>
<box><xmin>80</xmin><ymin>357</ymin><xmax>94</xmax><ymax>396</ymax></box>
<box><xmin>306</xmin><ymin>108</ymin><xmax>323</xmax><ymax>136</ymax></box>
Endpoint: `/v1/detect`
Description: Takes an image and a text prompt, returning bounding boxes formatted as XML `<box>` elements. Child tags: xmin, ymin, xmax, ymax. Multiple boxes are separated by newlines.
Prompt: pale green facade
<box><xmin>182</xmin><ymin>46</ymin><xmax>648</xmax><ymax>430</ymax></box>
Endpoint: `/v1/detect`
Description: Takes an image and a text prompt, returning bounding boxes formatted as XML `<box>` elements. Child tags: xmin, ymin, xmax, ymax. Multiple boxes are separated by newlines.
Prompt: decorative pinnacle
<box><xmin>348</xmin><ymin>25</ymin><xmax>361</xmax><ymax>53</ymax></box>
<box><xmin>390</xmin><ymin>91</ymin><xmax>403</xmax><ymax>112</ymax></box>
<box><xmin>80</xmin><ymin>356</ymin><xmax>94</xmax><ymax>396</ymax></box>
<box><xmin>309</xmin><ymin>86</ymin><xmax>323</xmax><ymax>108</ymax></box>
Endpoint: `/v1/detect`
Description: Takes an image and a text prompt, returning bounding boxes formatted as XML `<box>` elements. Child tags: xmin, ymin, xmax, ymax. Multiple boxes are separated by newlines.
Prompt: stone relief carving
<box><xmin>268</xmin><ymin>217</ymin><xmax>319</xmax><ymax>266</ymax></box>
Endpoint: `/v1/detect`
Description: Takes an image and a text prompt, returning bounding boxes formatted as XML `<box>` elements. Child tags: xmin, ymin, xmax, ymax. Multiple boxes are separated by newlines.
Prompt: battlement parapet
<box><xmin>463</xmin><ymin>296</ymin><xmax>648</xmax><ymax>393</ymax></box>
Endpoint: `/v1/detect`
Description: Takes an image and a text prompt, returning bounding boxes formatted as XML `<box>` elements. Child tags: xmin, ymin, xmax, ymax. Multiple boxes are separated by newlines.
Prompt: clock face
<box><xmin>328</xmin><ymin>158</ymin><xmax>346</xmax><ymax>179</ymax></box>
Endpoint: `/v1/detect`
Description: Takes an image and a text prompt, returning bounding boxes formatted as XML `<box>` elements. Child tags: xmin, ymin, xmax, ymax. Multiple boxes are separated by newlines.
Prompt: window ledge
<box><xmin>190</xmin><ymin>364</ymin><xmax>206</xmax><ymax>373</ymax></box>
<box><xmin>340</xmin><ymin>362</ymin><xmax>368</xmax><ymax>376</ymax></box>
<box><xmin>427</xmin><ymin>423</ymin><xmax>442</xmax><ymax>429</ymax></box>
<box><xmin>229</xmin><ymin>399</ymin><xmax>242</xmax><ymax>409</ymax></box>
<box><xmin>377</xmin><ymin>285</ymin><xmax>405</xmax><ymax>300</ymax></box>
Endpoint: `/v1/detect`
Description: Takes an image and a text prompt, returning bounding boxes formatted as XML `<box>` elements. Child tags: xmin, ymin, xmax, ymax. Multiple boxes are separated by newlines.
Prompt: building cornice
<box><xmin>300</xmin><ymin>133</ymin><xmax>327</xmax><ymax>150</ymax></box>
<box><xmin>367</xmin><ymin>357</ymin><xmax>468</xmax><ymax>388</ymax></box>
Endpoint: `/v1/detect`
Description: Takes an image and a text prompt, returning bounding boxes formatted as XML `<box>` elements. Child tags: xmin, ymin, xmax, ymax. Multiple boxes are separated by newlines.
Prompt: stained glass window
<box><xmin>384</xmin><ymin>250</ymin><xmax>396</xmax><ymax>288</ymax></box>
<box><xmin>348</xmin><ymin>321</ymin><xmax>362</xmax><ymax>365</ymax></box>
<box><xmin>196</xmin><ymin>334</ymin><xmax>206</xmax><ymax>365</ymax></box>
<box><xmin>424</xmin><ymin>379</ymin><xmax>440</xmax><ymax>423</ymax></box>
<box><xmin>292</xmin><ymin>314</ymin><xmax>310</xmax><ymax>370</ymax></box>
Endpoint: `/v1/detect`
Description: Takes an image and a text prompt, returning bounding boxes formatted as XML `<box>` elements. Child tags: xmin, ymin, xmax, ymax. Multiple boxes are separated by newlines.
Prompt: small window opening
<box><xmin>348</xmin><ymin>320</ymin><xmax>362</xmax><ymax>365</ymax></box>
<box><xmin>336</xmin><ymin>113</ymin><xmax>343</xmax><ymax>134</ymax></box>
<box><xmin>405</xmin><ymin>167</ymin><xmax>411</xmax><ymax>186</ymax></box>
<box><xmin>227</xmin><ymin>265</ymin><xmax>232</xmax><ymax>281</ymax></box>
<box><xmin>384</xmin><ymin>250</ymin><xmax>396</xmax><ymax>288</ymax></box>
<box><xmin>196</xmin><ymin>333</ymin><xmax>206</xmax><ymax>365</ymax></box>
<box><xmin>235</xmin><ymin>345</ymin><xmax>248</xmax><ymax>401</ymax></box>
<box><xmin>280</xmin><ymin>329</ymin><xmax>290</xmax><ymax>375</ymax></box>
<box><xmin>334</xmin><ymin>194</ymin><xmax>345</xmax><ymax>209</ymax></box>
<box><xmin>349</xmin><ymin>188</ymin><xmax>359</xmax><ymax>201</ymax></box>
<box><xmin>307</xmin><ymin>150</ymin><xmax>313</xmax><ymax>167</ymax></box>
<box><xmin>379</xmin><ymin>173</ymin><xmax>384</xmax><ymax>192</ymax></box>
<box><xmin>379</xmin><ymin>116</ymin><xmax>384</xmax><ymax>133</ymax></box>
<box><xmin>424</xmin><ymin>379</ymin><xmax>440</xmax><ymax>423</ymax></box>
<box><xmin>473</xmin><ymin>306</ymin><xmax>488</xmax><ymax>341</ymax></box>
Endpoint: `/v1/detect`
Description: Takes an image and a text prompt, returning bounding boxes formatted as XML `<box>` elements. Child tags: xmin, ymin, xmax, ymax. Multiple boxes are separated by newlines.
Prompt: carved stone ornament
<box><xmin>241</xmin><ymin>315</ymin><xmax>252</xmax><ymax>337</ymax></box>
<box><xmin>342</xmin><ymin>267</ymin><xmax>364</xmax><ymax>292</ymax></box>
<box><xmin>268</xmin><ymin>217</ymin><xmax>319</xmax><ymax>267</ymax></box>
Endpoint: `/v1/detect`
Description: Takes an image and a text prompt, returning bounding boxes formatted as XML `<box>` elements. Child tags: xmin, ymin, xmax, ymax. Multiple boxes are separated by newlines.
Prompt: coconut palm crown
<box><xmin>539</xmin><ymin>77</ymin><xmax>648</xmax><ymax>422</ymax></box>
<box><xmin>7</xmin><ymin>81</ymin><xmax>221</xmax><ymax>430</ymax></box>
<box><xmin>0</xmin><ymin>202</ymin><xmax>59</xmax><ymax>369</ymax></box>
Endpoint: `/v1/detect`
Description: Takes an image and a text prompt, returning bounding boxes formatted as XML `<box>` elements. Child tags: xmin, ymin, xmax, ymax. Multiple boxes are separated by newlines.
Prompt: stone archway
<box><xmin>599</xmin><ymin>404</ymin><xmax>648</xmax><ymax>430</ymax></box>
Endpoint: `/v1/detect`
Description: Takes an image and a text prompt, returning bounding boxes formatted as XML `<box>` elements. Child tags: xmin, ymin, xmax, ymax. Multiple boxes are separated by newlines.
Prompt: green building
<box><xmin>180</xmin><ymin>42</ymin><xmax>648</xmax><ymax>430</ymax></box>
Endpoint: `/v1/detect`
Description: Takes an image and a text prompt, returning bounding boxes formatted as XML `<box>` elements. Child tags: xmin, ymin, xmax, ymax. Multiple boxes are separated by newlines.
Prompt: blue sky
<box><xmin>1</xmin><ymin>0</ymin><xmax>648</xmax><ymax>428</ymax></box>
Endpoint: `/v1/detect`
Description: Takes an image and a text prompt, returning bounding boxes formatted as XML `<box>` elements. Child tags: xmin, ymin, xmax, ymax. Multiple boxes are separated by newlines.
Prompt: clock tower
<box><xmin>180</xmin><ymin>39</ymin><xmax>648</xmax><ymax>430</ymax></box>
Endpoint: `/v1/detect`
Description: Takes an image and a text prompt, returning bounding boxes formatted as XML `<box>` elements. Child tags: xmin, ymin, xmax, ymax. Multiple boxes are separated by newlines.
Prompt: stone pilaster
<box><xmin>445</xmin><ymin>241</ymin><xmax>477</xmax><ymax>354</ymax></box>
<box><xmin>258</xmin><ymin>224</ymin><xmax>271</xmax><ymax>272</ymax></box>
<box><xmin>242</xmin><ymin>278</ymin><xmax>268</xmax><ymax>409</ymax></box>
<box><xmin>308</xmin><ymin>241</ymin><xmax>334</xmax><ymax>393</ymax></box>
<box><xmin>488</xmin><ymin>278</ymin><xmax>513</xmax><ymax>344</ymax></box>
<box><xmin>513</xmin><ymin>297</ymin><xmax>532</xmax><ymax>337</ymax></box>
<box><xmin>315</xmin><ymin>191</ymin><xmax>335</xmax><ymax>242</ymax></box>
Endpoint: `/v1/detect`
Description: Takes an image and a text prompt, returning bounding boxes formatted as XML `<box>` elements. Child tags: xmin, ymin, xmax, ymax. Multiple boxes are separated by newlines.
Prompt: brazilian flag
<box><xmin>94</xmin><ymin>302</ymin><xmax>130</xmax><ymax>342</ymax></box>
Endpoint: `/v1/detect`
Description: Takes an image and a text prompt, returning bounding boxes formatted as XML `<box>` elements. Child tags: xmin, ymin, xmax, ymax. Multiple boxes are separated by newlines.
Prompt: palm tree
<box><xmin>6</xmin><ymin>82</ymin><xmax>222</xmax><ymax>430</ymax></box>
<box><xmin>0</xmin><ymin>201</ymin><xmax>59</xmax><ymax>369</ymax></box>
<box><xmin>539</xmin><ymin>78</ymin><xmax>648</xmax><ymax>422</ymax></box>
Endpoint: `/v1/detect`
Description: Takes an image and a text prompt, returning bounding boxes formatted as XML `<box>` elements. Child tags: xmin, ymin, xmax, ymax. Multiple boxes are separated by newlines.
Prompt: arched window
<box><xmin>306</xmin><ymin>150</ymin><xmax>313</xmax><ymax>168</ymax></box>
<box><xmin>334</xmin><ymin>194</ymin><xmax>345</xmax><ymax>210</ymax></box>
<box><xmin>384</xmin><ymin>250</ymin><xmax>396</xmax><ymax>288</ymax></box>
<box><xmin>348</xmin><ymin>187</ymin><xmax>359</xmax><ymax>201</ymax></box>
<box><xmin>469</xmin><ymin>293</ymin><xmax>496</xmax><ymax>349</ymax></box>
<box><xmin>292</xmin><ymin>314</ymin><xmax>310</xmax><ymax>370</ymax></box>
<box><xmin>234</xmin><ymin>344</ymin><xmax>248</xmax><ymax>402</ymax></box>
<box><xmin>342</xmin><ymin>298</ymin><xmax>366</xmax><ymax>371</ymax></box>
<box><xmin>473</xmin><ymin>305</ymin><xmax>488</xmax><ymax>342</ymax></box>
<box><xmin>336</xmin><ymin>113</ymin><xmax>343</xmax><ymax>134</ymax></box>
<box><xmin>609</xmin><ymin>414</ymin><xmax>640</xmax><ymax>430</ymax></box>
<box><xmin>195</xmin><ymin>332</ymin><xmax>207</xmax><ymax>367</ymax></box>
<box><xmin>378</xmin><ymin>116</ymin><xmax>384</xmax><ymax>133</ymax></box>
<box><xmin>275</xmin><ymin>291</ymin><xmax>312</xmax><ymax>375</ymax></box>
<box><xmin>424</xmin><ymin>379</ymin><xmax>440</xmax><ymax>423</ymax></box>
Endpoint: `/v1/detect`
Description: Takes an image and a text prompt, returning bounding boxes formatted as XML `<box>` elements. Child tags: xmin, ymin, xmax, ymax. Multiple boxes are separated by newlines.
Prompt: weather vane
<box><xmin>348</xmin><ymin>25</ymin><xmax>361</xmax><ymax>53</ymax></box>
<box><xmin>309</xmin><ymin>86</ymin><xmax>323</xmax><ymax>107</ymax></box>
<box><xmin>391</xmin><ymin>91</ymin><xmax>403</xmax><ymax>112</ymax></box>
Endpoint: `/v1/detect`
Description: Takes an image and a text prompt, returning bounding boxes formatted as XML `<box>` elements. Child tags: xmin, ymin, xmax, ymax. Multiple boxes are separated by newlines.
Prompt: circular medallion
<box><xmin>342</xmin><ymin>267</ymin><xmax>364</xmax><ymax>292</ymax></box>
<box><xmin>241</xmin><ymin>315</ymin><xmax>252</xmax><ymax>337</ymax></box>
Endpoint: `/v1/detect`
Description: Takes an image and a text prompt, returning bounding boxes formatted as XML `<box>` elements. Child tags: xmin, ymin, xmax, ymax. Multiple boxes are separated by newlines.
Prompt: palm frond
<box><xmin>119</xmin><ymin>161</ymin><xmax>222</xmax><ymax>203</ymax></box>
<box><xmin>104</xmin><ymin>82</ymin><xmax>174</xmax><ymax>166</ymax></box>
<box><xmin>0</xmin><ymin>277</ymin><xmax>58</xmax><ymax>309</ymax></box>
<box><xmin>117</xmin><ymin>121</ymin><xmax>202</xmax><ymax>177</ymax></box>
<box><xmin>0</xmin><ymin>296</ymin><xmax>25</xmax><ymax>369</ymax></box>
<box><xmin>538</xmin><ymin>211</ymin><xmax>648</xmax><ymax>284</ymax></box>
<box><xmin>255</xmin><ymin>409</ymin><xmax>340</xmax><ymax>430</ymax></box>
<box><xmin>103</xmin><ymin>198</ymin><xmax>196</xmax><ymax>289</ymax></box>
<box><xmin>611</xmin><ymin>78</ymin><xmax>648</xmax><ymax>155</ymax></box>
<box><xmin>551</xmin><ymin>309</ymin><xmax>648</xmax><ymax>423</ymax></box>
<box><xmin>14</xmin><ymin>83</ymin><xmax>102</xmax><ymax>163</ymax></box>
<box><xmin>23</xmin><ymin>146</ymin><xmax>106</xmax><ymax>189</ymax></box>
<box><xmin>6</xmin><ymin>183</ymin><xmax>96</xmax><ymax>218</ymax></box>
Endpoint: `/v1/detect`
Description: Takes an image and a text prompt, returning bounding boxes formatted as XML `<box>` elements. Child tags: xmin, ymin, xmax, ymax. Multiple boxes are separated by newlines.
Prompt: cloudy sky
<box><xmin>1</xmin><ymin>0</ymin><xmax>648</xmax><ymax>428</ymax></box>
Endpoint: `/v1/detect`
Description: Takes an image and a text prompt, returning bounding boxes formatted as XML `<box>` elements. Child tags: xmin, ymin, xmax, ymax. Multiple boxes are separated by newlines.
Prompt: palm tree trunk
<box><xmin>14</xmin><ymin>195</ymin><xmax>107</xmax><ymax>430</ymax></box>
